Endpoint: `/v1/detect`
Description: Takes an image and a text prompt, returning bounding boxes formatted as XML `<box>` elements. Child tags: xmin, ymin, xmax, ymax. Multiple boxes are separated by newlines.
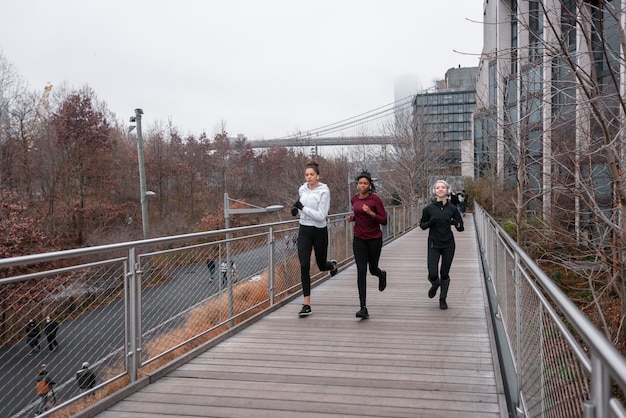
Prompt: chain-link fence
<box><xmin>474</xmin><ymin>203</ymin><xmax>626</xmax><ymax>418</ymax></box>
<box><xmin>0</xmin><ymin>205</ymin><xmax>419</xmax><ymax>417</ymax></box>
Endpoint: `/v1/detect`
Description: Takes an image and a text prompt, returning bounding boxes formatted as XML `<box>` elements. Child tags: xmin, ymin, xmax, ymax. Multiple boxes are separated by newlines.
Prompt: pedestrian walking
<box><xmin>291</xmin><ymin>160</ymin><xmax>338</xmax><ymax>317</ymax></box>
<box><xmin>26</xmin><ymin>319</ymin><xmax>40</xmax><ymax>355</ymax></box>
<box><xmin>43</xmin><ymin>315</ymin><xmax>59</xmax><ymax>352</ymax></box>
<box><xmin>458</xmin><ymin>189</ymin><xmax>467</xmax><ymax>216</ymax></box>
<box><xmin>34</xmin><ymin>364</ymin><xmax>56</xmax><ymax>415</ymax></box>
<box><xmin>220</xmin><ymin>260</ymin><xmax>227</xmax><ymax>284</ymax></box>
<box><xmin>76</xmin><ymin>361</ymin><xmax>97</xmax><ymax>393</ymax></box>
<box><xmin>206</xmin><ymin>257</ymin><xmax>216</xmax><ymax>282</ymax></box>
<box><xmin>419</xmin><ymin>179</ymin><xmax>464</xmax><ymax>310</ymax></box>
<box><xmin>220</xmin><ymin>260</ymin><xmax>238</xmax><ymax>285</ymax></box>
<box><xmin>450</xmin><ymin>188</ymin><xmax>466</xmax><ymax>216</ymax></box>
<box><xmin>347</xmin><ymin>171</ymin><xmax>387</xmax><ymax>319</ymax></box>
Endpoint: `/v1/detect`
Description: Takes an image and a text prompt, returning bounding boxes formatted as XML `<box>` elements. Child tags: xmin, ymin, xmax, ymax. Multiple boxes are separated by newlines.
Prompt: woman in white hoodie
<box><xmin>291</xmin><ymin>160</ymin><xmax>338</xmax><ymax>316</ymax></box>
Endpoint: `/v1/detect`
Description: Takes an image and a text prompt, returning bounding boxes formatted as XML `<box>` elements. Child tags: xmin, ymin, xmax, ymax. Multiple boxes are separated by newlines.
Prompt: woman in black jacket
<box><xmin>26</xmin><ymin>319</ymin><xmax>40</xmax><ymax>355</ymax></box>
<box><xmin>419</xmin><ymin>180</ymin><xmax>464</xmax><ymax>309</ymax></box>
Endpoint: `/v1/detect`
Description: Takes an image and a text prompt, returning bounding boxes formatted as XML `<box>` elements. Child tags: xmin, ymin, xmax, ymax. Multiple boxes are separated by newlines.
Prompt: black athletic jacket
<box><xmin>419</xmin><ymin>200</ymin><xmax>464</xmax><ymax>248</ymax></box>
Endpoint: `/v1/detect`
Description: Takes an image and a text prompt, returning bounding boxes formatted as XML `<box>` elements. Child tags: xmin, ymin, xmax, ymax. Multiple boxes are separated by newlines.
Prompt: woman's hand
<box><xmin>362</xmin><ymin>204</ymin><xmax>375</xmax><ymax>217</ymax></box>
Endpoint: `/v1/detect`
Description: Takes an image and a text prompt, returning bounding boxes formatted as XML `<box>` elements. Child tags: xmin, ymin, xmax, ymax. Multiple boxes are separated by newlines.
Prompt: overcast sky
<box><xmin>0</xmin><ymin>0</ymin><xmax>484</xmax><ymax>140</ymax></box>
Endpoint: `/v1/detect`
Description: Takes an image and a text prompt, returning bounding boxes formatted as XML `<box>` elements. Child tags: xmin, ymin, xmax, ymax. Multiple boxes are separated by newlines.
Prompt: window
<box><xmin>510</xmin><ymin>0</ymin><xmax>518</xmax><ymax>73</ymax></box>
<box><xmin>561</xmin><ymin>0</ymin><xmax>576</xmax><ymax>47</ymax></box>
<box><xmin>529</xmin><ymin>1</ymin><xmax>543</xmax><ymax>63</ymax></box>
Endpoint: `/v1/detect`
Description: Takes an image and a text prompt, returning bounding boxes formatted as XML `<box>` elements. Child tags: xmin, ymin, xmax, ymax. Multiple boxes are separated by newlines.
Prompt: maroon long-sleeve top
<box><xmin>350</xmin><ymin>193</ymin><xmax>387</xmax><ymax>240</ymax></box>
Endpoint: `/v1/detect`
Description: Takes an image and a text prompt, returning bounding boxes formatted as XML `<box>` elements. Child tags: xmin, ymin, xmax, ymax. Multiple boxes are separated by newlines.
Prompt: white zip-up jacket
<box><xmin>297</xmin><ymin>182</ymin><xmax>330</xmax><ymax>228</ymax></box>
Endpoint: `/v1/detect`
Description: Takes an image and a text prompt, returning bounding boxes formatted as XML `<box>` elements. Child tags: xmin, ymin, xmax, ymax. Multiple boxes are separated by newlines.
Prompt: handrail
<box><xmin>0</xmin><ymin>205</ymin><xmax>420</xmax><ymax>417</ymax></box>
<box><xmin>474</xmin><ymin>203</ymin><xmax>626</xmax><ymax>418</ymax></box>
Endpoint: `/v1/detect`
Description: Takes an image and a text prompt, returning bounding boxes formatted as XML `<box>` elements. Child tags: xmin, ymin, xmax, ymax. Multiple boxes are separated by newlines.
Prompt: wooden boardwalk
<box><xmin>94</xmin><ymin>214</ymin><xmax>507</xmax><ymax>417</ymax></box>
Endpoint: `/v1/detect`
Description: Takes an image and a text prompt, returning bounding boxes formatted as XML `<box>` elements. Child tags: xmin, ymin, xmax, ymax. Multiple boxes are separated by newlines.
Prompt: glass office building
<box><xmin>412</xmin><ymin>67</ymin><xmax>478</xmax><ymax>177</ymax></box>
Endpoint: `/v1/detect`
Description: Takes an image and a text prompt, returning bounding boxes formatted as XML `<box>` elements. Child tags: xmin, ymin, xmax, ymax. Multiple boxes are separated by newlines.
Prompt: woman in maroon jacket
<box><xmin>347</xmin><ymin>171</ymin><xmax>387</xmax><ymax>319</ymax></box>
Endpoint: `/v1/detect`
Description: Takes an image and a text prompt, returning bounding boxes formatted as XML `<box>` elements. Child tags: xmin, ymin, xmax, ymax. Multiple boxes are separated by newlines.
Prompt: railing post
<box><xmin>587</xmin><ymin>354</ymin><xmax>610</xmax><ymax>418</ymax></box>
<box><xmin>123</xmin><ymin>254</ymin><xmax>131</xmax><ymax>380</ymax></box>
<box><xmin>393</xmin><ymin>206</ymin><xmax>397</xmax><ymax>237</ymax></box>
<box><xmin>327</xmin><ymin>216</ymin><xmax>332</xmax><ymax>260</ymax></box>
<box><xmin>126</xmin><ymin>247</ymin><xmax>140</xmax><ymax>382</ymax></box>
<box><xmin>226</xmin><ymin>233</ymin><xmax>234</xmax><ymax>327</ymax></box>
<box><xmin>268</xmin><ymin>226</ymin><xmax>275</xmax><ymax>306</ymax></box>
<box><xmin>536</xmin><ymin>304</ymin><xmax>546</xmax><ymax>411</ymax></box>
<box><xmin>393</xmin><ymin>207</ymin><xmax>406</xmax><ymax>238</ymax></box>
<box><xmin>393</xmin><ymin>206</ymin><xmax>398</xmax><ymax>238</ymax></box>
<box><xmin>345</xmin><ymin>217</ymin><xmax>350</xmax><ymax>262</ymax></box>
<box><xmin>514</xmin><ymin>251</ymin><xmax>522</xmax><ymax>411</ymax></box>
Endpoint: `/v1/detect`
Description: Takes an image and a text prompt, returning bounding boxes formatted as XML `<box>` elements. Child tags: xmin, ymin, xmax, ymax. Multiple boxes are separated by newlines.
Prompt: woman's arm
<box><xmin>371</xmin><ymin>195</ymin><xmax>387</xmax><ymax>225</ymax></box>
<box><xmin>419</xmin><ymin>206</ymin><xmax>432</xmax><ymax>230</ymax></box>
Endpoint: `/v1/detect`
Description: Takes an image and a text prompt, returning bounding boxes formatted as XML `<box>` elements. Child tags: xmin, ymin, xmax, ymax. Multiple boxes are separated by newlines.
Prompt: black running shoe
<box><xmin>298</xmin><ymin>304</ymin><xmax>312</xmax><ymax>316</ymax></box>
<box><xmin>330</xmin><ymin>260</ymin><xmax>339</xmax><ymax>277</ymax></box>
<box><xmin>378</xmin><ymin>270</ymin><xmax>387</xmax><ymax>292</ymax></box>
<box><xmin>428</xmin><ymin>281</ymin><xmax>440</xmax><ymax>299</ymax></box>
<box><xmin>439</xmin><ymin>298</ymin><xmax>448</xmax><ymax>310</ymax></box>
<box><xmin>356</xmin><ymin>307</ymin><xmax>369</xmax><ymax>319</ymax></box>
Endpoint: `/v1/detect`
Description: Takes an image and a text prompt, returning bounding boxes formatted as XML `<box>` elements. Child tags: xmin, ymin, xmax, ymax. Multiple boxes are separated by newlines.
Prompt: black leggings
<box><xmin>353</xmin><ymin>236</ymin><xmax>383</xmax><ymax>307</ymax></box>
<box><xmin>427</xmin><ymin>244</ymin><xmax>455</xmax><ymax>283</ymax></box>
<box><xmin>298</xmin><ymin>225</ymin><xmax>334</xmax><ymax>297</ymax></box>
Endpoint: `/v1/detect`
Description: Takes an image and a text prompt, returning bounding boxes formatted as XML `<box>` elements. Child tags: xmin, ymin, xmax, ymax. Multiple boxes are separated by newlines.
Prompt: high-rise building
<box><xmin>412</xmin><ymin>66</ymin><xmax>478</xmax><ymax>178</ymax></box>
<box><xmin>474</xmin><ymin>0</ymin><xmax>623</xmax><ymax>222</ymax></box>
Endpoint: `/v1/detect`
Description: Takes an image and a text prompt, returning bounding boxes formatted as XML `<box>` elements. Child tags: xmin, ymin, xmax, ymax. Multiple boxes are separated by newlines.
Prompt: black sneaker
<box><xmin>298</xmin><ymin>304</ymin><xmax>312</xmax><ymax>316</ymax></box>
<box><xmin>356</xmin><ymin>307</ymin><xmax>369</xmax><ymax>319</ymax></box>
<box><xmin>330</xmin><ymin>260</ymin><xmax>339</xmax><ymax>277</ymax></box>
<box><xmin>378</xmin><ymin>270</ymin><xmax>387</xmax><ymax>292</ymax></box>
<box><xmin>439</xmin><ymin>298</ymin><xmax>448</xmax><ymax>310</ymax></box>
<box><xmin>428</xmin><ymin>281</ymin><xmax>440</xmax><ymax>299</ymax></box>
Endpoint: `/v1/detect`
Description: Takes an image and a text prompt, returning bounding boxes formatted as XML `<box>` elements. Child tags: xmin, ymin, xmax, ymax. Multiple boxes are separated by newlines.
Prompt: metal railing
<box><xmin>0</xmin><ymin>205</ymin><xmax>419</xmax><ymax>417</ymax></box>
<box><xmin>474</xmin><ymin>203</ymin><xmax>626</xmax><ymax>418</ymax></box>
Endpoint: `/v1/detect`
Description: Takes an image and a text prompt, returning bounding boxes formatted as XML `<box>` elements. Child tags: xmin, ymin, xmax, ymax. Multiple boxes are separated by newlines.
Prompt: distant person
<box><xmin>34</xmin><ymin>364</ymin><xmax>55</xmax><ymax>415</ymax></box>
<box><xmin>231</xmin><ymin>260</ymin><xmax>238</xmax><ymax>282</ymax></box>
<box><xmin>26</xmin><ymin>319</ymin><xmax>40</xmax><ymax>355</ymax></box>
<box><xmin>420</xmin><ymin>179</ymin><xmax>464</xmax><ymax>310</ymax></box>
<box><xmin>291</xmin><ymin>160</ymin><xmax>338</xmax><ymax>317</ymax></box>
<box><xmin>347</xmin><ymin>171</ymin><xmax>387</xmax><ymax>319</ymax></box>
<box><xmin>220</xmin><ymin>260</ymin><xmax>238</xmax><ymax>285</ymax></box>
<box><xmin>43</xmin><ymin>315</ymin><xmax>59</xmax><ymax>352</ymax></box>
<box><xmin>76</xmin><ymin>361</ymin><xmax>97</xmax><ymax>393</ymax></box>
<box><xmin>289</xmin><ymin>234</ymin><xmax>297</xmax><ymax>249</ymax></box>
<box><xmin>220</xmin><ymin>260</ymin><xmax>227</xmax><ymax>284</ymax></box>
<box><xmin>458</xmin><ymin>189</ymin><xmax>467</xmax><ymax>216</ymax></box>
<box><xmin>449</xmin><ymin>189</ymin><xmax>460</xmax><ymax>208</ymax></box>
<box><xmin>206</xmin><ymin>257</ymin><xmax>216</xmax><ymax>282</ymax></box>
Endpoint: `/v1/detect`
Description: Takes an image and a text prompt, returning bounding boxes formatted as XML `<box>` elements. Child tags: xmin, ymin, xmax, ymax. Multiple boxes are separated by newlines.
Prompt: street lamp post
<box><xmin>130</xmin><ymin>108</ymin><xmax>151</xmax><ymax>239</ymax></box>
<box><xmin>223</xmin><ymin>192</ymin><xmax>283</xmax><ymax>324</ymax></box>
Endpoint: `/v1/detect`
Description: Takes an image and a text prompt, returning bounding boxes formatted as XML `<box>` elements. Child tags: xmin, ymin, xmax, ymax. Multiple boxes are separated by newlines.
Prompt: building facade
<box><xmin>474</xmin><ymin>0</ymin><xmax>624</xmax><ymax>226</ymax></box>
<box><xmin>411</xmin><ymin>66</ymin><xmax>478</xmax><ymax>179</ymax></box>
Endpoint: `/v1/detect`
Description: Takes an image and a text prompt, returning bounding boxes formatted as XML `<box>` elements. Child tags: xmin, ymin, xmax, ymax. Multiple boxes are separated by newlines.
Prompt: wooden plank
<box><xmin>95</xmin><ymin>214</ymin><xmax>507</xmax><ymax>417</ymax></box>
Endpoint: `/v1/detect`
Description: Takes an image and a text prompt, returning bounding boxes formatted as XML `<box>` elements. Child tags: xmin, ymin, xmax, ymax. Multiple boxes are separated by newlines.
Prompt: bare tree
<box><xmin>0</xmin><ymin>53</ymin><xmax>30</xmax><ymax>194</ymax></box>
<box><xmin>379</xmin><ymin>103</ymin><xmax>446</xmax><ymax>206</ymax></box>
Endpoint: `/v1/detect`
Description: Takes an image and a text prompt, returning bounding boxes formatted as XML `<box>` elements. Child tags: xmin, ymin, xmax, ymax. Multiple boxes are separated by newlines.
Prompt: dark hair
<box><xmin>305</xmin><ymin>160</ymin><xmax>320</xmax><ymax>174</ymax></box>
<box><xmin>355</xmin><ymin>171</ymin><xmax>375</xmax><ymax>193</ymax></box>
